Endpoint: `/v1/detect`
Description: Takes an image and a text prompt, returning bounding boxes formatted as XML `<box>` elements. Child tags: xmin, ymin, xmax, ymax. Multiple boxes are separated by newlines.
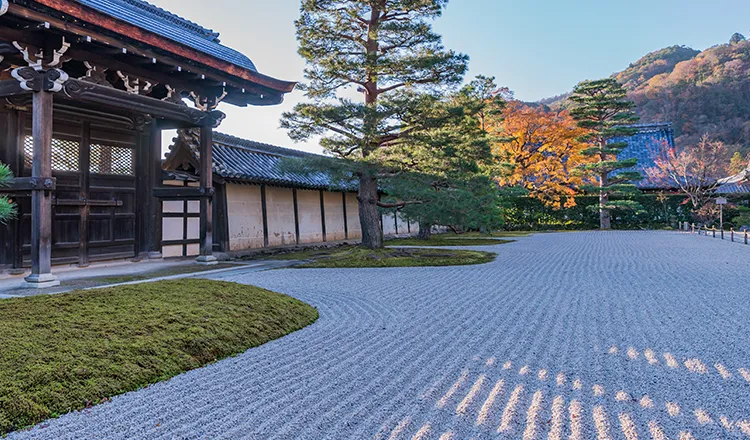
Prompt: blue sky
<box><xmin>151</xmin><ymin>0</ymin><xmax>749</xmax><ymax>153</ymax></box>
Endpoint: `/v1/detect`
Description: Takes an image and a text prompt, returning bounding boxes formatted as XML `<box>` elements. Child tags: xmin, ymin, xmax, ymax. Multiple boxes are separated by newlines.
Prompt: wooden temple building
<box><xmin>0</xmin><ymin>0</ymin><xmax>295</xmax><ymax>287</ymax></box>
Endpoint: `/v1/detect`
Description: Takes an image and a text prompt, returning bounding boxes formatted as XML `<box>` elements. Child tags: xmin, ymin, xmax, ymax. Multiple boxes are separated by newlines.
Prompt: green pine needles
<box><xmin>569</xmin><ymin>78</ymin><xmax>642</xmax><ymax>229</ymax></box>
<box><xmin>0</xmin><ymin>162</ymin><xmax>17</xmax><ymax>224</ymax></box>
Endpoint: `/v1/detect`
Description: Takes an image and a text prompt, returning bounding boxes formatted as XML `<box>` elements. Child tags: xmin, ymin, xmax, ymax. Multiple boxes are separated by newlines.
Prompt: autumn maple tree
<box><xmin>492</xmin><ymin>102</ymin><xmax>591</xmax><ymax>209</ymax></box>
<box><xmin>645</xmin><ymin>133</ymin><xmax>729</xmax><ymax>210</ymax></box>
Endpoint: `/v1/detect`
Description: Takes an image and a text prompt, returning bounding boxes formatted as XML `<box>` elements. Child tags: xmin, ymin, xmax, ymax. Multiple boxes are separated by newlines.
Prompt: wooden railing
<box><xmin>679</xmin><ymin>221</ymin><xmax>750</xmax><ymax>245</ymax></box>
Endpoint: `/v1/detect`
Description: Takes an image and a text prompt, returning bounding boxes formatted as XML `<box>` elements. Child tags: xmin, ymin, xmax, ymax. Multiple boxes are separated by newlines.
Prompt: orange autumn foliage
<box><xmin>491</xmin><ymin>102</ymin><xmax>593</xmax><ymax>209</ymax></box>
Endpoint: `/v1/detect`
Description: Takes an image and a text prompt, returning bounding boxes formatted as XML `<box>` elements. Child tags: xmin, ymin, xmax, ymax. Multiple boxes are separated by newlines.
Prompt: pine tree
<box><xmin>729</xmin><ymin>151</ymin><xmax>749</xmax><ymax>174</ymax></box>
<box><xmin>282</xmin><ymin>0</ymin><xmax>468</xmax><ymax>249</ymax></box>
<box><xmin>0</xmin><ymin>162</ymin><xmax>16</xmax><ymax>224</ymax></box>
<box><xmin>569</xmin><ymin>78</ymin><xmax>641</xmax><ymax>229</ymax></box>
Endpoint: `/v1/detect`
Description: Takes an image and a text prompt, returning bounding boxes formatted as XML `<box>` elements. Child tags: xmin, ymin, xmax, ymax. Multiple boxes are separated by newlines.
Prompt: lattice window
<box><xmin>23</xmin><ymin>136</ymin><xmax>80</xmax><ymax>172</ymax></box>
<box><xmin>90</xmin><ymin>144</ymin><xmax>134</xmax><ymax>176</ymax></box>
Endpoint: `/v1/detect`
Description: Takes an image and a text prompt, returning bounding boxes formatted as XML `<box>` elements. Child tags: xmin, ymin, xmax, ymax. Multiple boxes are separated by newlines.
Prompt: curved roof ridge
<box><xmin>213</xmin><ymin>131</ymin><xmax>326</xmax><ymax>159</ymax></box>
<box><xmin>110</xmin><ymin>0</ymin><xmax>220</xmax><ymax>41</ymax></box>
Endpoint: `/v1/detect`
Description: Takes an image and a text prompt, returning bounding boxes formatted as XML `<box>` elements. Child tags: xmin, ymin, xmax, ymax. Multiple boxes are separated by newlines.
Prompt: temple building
<box><xmin>612</xmin><ymin>122</ymin><xmax>676</xmax><ymax>191</ymax></box>
<box><xmin>0</xmin><ymin>0</ymin><xmax>296</xmax><ymax>286</ymax></box>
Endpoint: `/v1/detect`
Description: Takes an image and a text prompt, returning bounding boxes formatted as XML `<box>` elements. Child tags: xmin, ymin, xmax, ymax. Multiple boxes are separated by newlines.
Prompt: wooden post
<box><xmin>137</xmin><ymin>121</ymin><xmax>163</xmax><ymax>259</ymax></box>
<box><xmin>292</xmin><ymin>188</ymin><xmax>300</xmax><ymax>245</ymax></box>
<box><xmin>196</xmin><ymin>124</ymin><xmax>216</xmax><ymax>265</ymax></box>
<box><xmin>721</xmin><ymin>228</ymin><xmax>724</xmax><ymax>240</ymax></box>
<box><xmin>745</xmin><ymin>230</ymin><xmax>748</xmax><ymax>245</ymax></box>
<box><xmin>731</xmin><ymin>228</ymin><xmax>734</xmax><ymax>242</ymax></box>
<box><xmin>24</xmin><ymin>91</ymin><xmax>59</xmax><ymax>287</ymax></box>
<box><xmin>342</xmin><ymin>192</ymin><xmax>348</xmax><ymax>240</ymax></box>
<box><xmin>713</xmin><ymin>227</ymin><xmax>716</xmax><ymax>238</ymax></box>
<box><xmin>320</xmin><ymin>190</ymin><xmax>326</xmax><ymax>242</ymax></box>
<box><xmin>78</xmin><ymin>122</ymin><xmax>91</xmax><ymax>267</ymax></box>
<box><xmin>260</xmin><ymin>184</ymin><xmax>269</xmax><ymax>248</ymax></box>
<box><xmin>691</xmin><ymin>223</ymin><xmax>695</xmax><ymax>234</ymax></box>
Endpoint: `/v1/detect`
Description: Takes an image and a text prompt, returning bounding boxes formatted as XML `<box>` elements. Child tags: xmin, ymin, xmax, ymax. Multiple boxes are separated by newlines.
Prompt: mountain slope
<box><xmin>543</xmin><ymin>37</ymin><xmax>750</xmax><ymax>153</ymax></box>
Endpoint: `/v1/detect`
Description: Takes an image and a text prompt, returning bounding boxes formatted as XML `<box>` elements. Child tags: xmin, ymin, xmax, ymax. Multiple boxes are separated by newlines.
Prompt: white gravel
<box><xmin>8</xmin><ymin>231</ymin><xmax>750</xmax><ymax>439</ymax></box>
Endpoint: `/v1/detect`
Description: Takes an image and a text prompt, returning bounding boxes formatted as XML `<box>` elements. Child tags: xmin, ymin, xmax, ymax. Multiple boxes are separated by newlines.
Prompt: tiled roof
<box><xmin>716</xmin><ymin>165</ymin><xmax>750</xmax><ymax>194</ymax></box>
<box><xmin>172</xmin><ymin>130</ymin><xmax>346</xmax><ymax>190</ymax></box>
<box><xmin>76</xmin><ymin>0</ymin><xmax>258</xmax><ymax>72</ymax></box>
<box><xmin>611</xmin><ymin>123</ymin><xmax>675</xmax><ymax>189</ymax></box>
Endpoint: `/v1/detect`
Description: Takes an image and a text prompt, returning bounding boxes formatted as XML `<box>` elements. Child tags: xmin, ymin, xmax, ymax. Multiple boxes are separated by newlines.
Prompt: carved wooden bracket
<box><xmin>162</xmin><ymin>84</ymin><xmax>187</xmax><ymax>105</ymax></box>
<box><xmin>79</xmin><ymin>61</ymin><xmax>111</xmax><ymax>86</ymax></box>
<box><xmin>189</xmin><ymin>88</ymin><xmax>227</xmax><ymax>111</ymax></box>
<box><xmin>12</xmin><ymin>37</ymin><xmax>70</xmax><ymax>70</ymax></box>
<box><xmin>117</xmin><ymin>70</ymin><xmax>155</xmax><ymax>95</ymax></box>
<box><xmin>11</xmin><ymin>66</ymin><xmax>68</xmax><ymax>92</ymax></box>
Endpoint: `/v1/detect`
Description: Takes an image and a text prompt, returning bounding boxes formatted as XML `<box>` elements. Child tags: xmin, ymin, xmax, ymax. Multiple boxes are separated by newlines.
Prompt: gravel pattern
<box><xmin>9</xmin><ymin>231</ymin><xmax>750</xmax><ymax>440</ymax></box>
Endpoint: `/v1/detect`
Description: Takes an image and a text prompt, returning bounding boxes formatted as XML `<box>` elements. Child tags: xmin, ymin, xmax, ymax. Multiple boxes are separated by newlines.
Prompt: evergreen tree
<box><xmin>569</xmin><ymin>78</ymin><xmax>641</xmax><ymax>229</ymax></box>
<box><xmin>282</xmin><ymin>0</ymin><xmax>468</xmax><ymax>249</ymax></box>
<box><xmin>729</xmin><ymin>151</ymin><xmax>749</xmax><ymax>174</ymax></box>
<box><xmin>0</xmin><ymin>162</ymin><xmax>16</xmax><ymax>224</ymax></box>
<box><xmin>729</xmin><ymin>32</ymin><xmax>746</xmax><ymax>44</ymax></box>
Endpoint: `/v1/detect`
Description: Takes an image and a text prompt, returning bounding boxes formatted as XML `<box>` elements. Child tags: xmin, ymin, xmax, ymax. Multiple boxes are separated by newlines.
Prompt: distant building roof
<box><xmin>164</xmin><ymin>130</ymin><xmax>347</xmax><ymax>191</ymax></box>
<box><xmin>76</xmin><ymin>0</ymin><xmax>258</xmax><ymax>72</ymax></box>
<box><xmin>611</xmin><ymin>123</ymin><xmax>675</xmax><ymax>190</ymax></box>
<box><xmin>716</xmin><ymin>165</ymin><xmax>750</xmax><ymax>194</ymax></box>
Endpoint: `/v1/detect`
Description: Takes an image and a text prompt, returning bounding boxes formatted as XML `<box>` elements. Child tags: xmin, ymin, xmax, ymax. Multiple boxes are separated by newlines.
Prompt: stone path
<box><xmin>9</xmin><ymin>231</ymin><xmax>750</xmax><ymax>439</ymax></box>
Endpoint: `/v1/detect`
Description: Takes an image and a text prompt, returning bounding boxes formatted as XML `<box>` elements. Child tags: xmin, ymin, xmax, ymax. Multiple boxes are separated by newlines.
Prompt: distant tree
<box><xmin>730</xmin><ymin>32</ymin><xmax>746</xmax><ymax>44</ymax></box>
<box><xmin>0</xmin><ymin>162</ymin><xmax>16</xmax><ymax>224</ymax></box>
<box><xmin>282</xmin><ymin>0</ymin><xmax>468</xmax><ymax>249</ymax></box>
<box><xmin>569</xmin><ymin>78</ymin><xmax>642</xmax><ymax>229</ymax></box>
<box><xmin>492</xmin><ymin>101</ymin><xmax>592</xmax><ymax>209</ymax></box>
<box><xmin>645</xmin><ymin>134</ymin><xmax>729</xmax><ymax>214</ymax></box>
<box><xmin>729</xmin><ymin>151</ymin><xmax>749</xmax><ymax>174</ymax></box>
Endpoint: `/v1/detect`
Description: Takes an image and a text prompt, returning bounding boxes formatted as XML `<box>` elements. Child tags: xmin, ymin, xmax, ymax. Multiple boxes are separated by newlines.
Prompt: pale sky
<box><xmin>150</xmin><ymin>0</ymin><xmax>750</xmax><ymax>154</ymax></box>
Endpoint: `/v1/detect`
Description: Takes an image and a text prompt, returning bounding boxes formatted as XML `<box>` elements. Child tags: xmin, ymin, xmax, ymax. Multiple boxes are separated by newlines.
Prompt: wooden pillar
<box><xmin>320</xmin><ymin>190</ymin><xmax>327</xmax><ymax>242</ymax></box>
<box><xmin>24</xmin><ymin>91</ymin><xmax>59</xmax><ymax>287</ymax></box>
<box><xmin>78</xmin><ymin>122</ymin><xmax>91</xmax><ymax>267</ymax></box>
<box><xmin>196</xmin><ymin>124</ymin><xmax>216</xmax><ymax>265</ymax></box>
<box><xmin>292</xmin><ymin>188</ymin><xmax>300</xmax><ymax>245</ymax></box>
<box><xmin>260</xmin><ymin>184</ymin><xmax>269</xmax><ymax>248</ymax></box>
<box><xmin>342</xmin><ymin>192</ymin><xmax>348</xmax><ymax>240</ymax></box>
<box><xmin>136</xmin><ymin>121</ymin><xmax>162</xmax><ymax>259</ymax></box>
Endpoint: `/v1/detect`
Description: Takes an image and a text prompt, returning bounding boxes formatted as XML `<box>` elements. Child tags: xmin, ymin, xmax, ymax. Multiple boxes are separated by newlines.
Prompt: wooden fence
<box><xmin>679</xmin><ymin>222</ymin><xmax>750</xmax><ymax>245</ymax></box>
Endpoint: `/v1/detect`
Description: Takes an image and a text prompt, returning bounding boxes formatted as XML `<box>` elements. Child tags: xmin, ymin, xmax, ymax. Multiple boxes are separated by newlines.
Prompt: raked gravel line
<box><xmin>8</xmin><ymin>231</ymin><xmax>750</xmax><ymax>440</ymax></box>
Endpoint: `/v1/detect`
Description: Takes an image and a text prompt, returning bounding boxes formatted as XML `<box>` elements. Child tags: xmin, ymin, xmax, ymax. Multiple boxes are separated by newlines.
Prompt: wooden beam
<box><xmin>0</xmin><ymin>79</ymin><xmax>29</xmax><ymax>98</ymax></box>
<box><xmin>214</xmin><ymin>183</ymin><xmax>229</xmax><ymax>253</ymax></box>
<box><xmin>152</xmin><ymin>187</ymin><xmax>214</xmax><ymax>200</ymax></box>
<box><xmin>62</xmin><ymin>79</ymin><xmax>210</xmax><ymax>126</ymax></box>
<box><xmin>24</xmin><ymin>89</ymin><xmax>59</xmax><ymax>287</ymax></box>
<box><xmin>0</xmin><ymin>176</ymin><xmax>56</xmax><ymax>192</ymax></box>
<box><xmin>197</xmin><ymin>124</ymin><xmax>216</xmax><ymax>264</ymax></box>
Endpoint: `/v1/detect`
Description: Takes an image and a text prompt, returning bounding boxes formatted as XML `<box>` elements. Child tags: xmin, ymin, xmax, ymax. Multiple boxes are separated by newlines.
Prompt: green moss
<box><xmin>386</xmin><ymin>237</ymin><xmax>513</xmax><ymax>246</ymax></box>
<box><xmin>274</xmin><ymin>246</ymin><xmax>496</xmax><ymax>268</ymax></box>
<box><xmin>0</xmin><ymin>279</ymin><xmax>318</xmax><ymax>434</ymax></box>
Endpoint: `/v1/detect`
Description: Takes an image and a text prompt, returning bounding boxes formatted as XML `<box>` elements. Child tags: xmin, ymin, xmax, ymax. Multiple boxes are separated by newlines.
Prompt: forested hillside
<box><xmin>543</xmin><ymin>35</ymin><xmax>750</xmax><ymax>154</ymax></box>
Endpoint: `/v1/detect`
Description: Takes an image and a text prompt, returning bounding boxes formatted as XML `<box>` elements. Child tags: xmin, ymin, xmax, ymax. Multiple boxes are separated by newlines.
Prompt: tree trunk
<box><xmin>358</xmin><ymin>174</ymin><xmax>383</xmax><ymax>249</ymax></box>
<box><xmin>417</xmin><ymin>223</ymin><xmax>432</xmax><ymax>240</ymax></box>
<box><xmin>599</xmin><ymin>171</ymin><xmax>611</xmax><ymax>230</ymax></box>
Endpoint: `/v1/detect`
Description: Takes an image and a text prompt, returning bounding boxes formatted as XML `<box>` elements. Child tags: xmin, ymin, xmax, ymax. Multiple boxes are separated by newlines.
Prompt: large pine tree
<box><xmin>569</xmin><ymin>78</ymin><xmax>641</xmax><ymax>229</ymax></box>
<box><xmin>282</xmin><ymin>0</ymin><xmax>468</xmax><ymax>249</ymax></box>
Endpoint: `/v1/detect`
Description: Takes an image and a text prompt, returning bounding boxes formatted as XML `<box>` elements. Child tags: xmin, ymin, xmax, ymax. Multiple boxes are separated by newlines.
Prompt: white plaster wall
<box><xmin>324</xmin><ymin>191</ymin><xmax>346</xmax><ymax>241</ymax></box>
<box><xmin>396</xmin><ymin>213</ymin><xmax>411</xmax><ymax>235</ymax></box>
<box><xmin>265</xmin><ymin>186</ymin><xmax>297</xmax><ymax>246</ymax></box>
<box><xmin>382</xmin><ymin>211</ymin><xmax>398</xmax><ymax>236</ymax></box>
<box><xmin>297</xmin><ymin>189</ymin><xmax>324</xmax><ymax>243</ymax></box>
<box><xmin>345</xmin><ymin>192</ymin><xmax>361</xmax><ymax>239</ymax></box>
<box><xmin>226</xmin><ymin>184</ymin><xmax>264</xmax><ymax>251</ymax></box>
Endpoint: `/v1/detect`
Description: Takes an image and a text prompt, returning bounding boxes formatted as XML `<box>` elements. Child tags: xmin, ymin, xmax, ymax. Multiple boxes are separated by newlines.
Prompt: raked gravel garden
<box><xmin>8</xmin><ymin>231</ymin><xmax>750</xmax><ymax>440</ymax></box>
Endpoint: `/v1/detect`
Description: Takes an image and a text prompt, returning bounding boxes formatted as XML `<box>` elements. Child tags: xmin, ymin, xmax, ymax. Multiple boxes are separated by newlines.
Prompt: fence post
<box><xmin>746</xmin><ymin>230</ymin><xmax>748</xmax><ymax>245</ymax></box>
<box><xmin>721</xmin><ymin>228</ymin><xmax>724</xmax><ymax>240</ymax></box>
<box><xmin>731</xmin><ymin>228</ymin><xmax>734</xmax><ymax>242</ymax></box>
<box><xmin>691</xmin><ymin>223</ymin><xmax>695</xmax><ymax>234</ymax></box>
<box><xmin>713</xmin><ymin>227</ymin><xmax>716</xmax><ymax>238</ymax></box>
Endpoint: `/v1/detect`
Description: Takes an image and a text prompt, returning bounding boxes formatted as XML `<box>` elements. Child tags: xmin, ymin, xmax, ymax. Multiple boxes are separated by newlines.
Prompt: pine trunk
<box><xmin>599</xmin><ymin>171</ymin><xmax>611</xmax><ymax>230</ymax></box>
<box><xmin>417</xmin><ymin>223</ymin><xmax>432</xmax><ymax>240</ymax></box>
<box><xmin>358</xmin><ymin>174</ymin><xmax>383</xmax><ymax>249</ymax></box>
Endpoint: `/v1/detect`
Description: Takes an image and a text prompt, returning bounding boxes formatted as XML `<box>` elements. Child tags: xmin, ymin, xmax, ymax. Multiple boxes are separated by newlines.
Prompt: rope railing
<box><xmin>680</xmin><ymin>221</ymin><xmax>750</xmax><ymax>245</ymax></box>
